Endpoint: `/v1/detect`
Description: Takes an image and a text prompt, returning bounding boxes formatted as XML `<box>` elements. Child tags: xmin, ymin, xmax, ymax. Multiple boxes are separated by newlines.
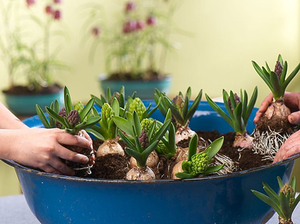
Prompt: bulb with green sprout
<box><xmin>36</xmin><ymin>86</ymin><xmax>101</xmax><ymax>176</ymax></box>
<box><xmin>205</xmin><ymin>87</ymin><xmax>258</xmax><ymax>149</ymax></box>
<box><xmin>154</xmin><ymin>87</ymin><xmax>202</xmax><ymax>145</ymax></box>
<box><xmin>252</xmin><ymin>55</ymin><xmax>300</xmax><ymax>132</ymax></box>
<box><xmin>113</xmin><ymin>111</ymin><xmax>171</xmax><ymax>180</ymax></box>
<box><xmin>251</xmin><ymin>176</ymin><xmax>300</xmax><ymax>224</ymax></box>
<box><xmin>173</xmin><ymin>135</ymin><xmax>225</xmax><ymax>180</ymax></box>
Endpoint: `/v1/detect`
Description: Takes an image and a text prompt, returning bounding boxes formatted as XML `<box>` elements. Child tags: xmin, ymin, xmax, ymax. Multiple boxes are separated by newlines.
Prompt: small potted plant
<box><xmin>1</xmin><ymin>0</ymin><xmax>69</xmax><ymax>115</ymax></box>
<box><xmin>252</xmin><ymin>176</ymin><xmax>300</xmax><ymax>224</ymax></box>
<box><xmin>82</xmin><ymin>0</ymin><xmax>183</xmax><ymax>98</ymax></box>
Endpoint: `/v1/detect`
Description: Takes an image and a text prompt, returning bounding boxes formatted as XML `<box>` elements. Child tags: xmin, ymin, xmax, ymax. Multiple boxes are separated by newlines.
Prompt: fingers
<box><xmin>48</xmin><ymin>157</ymin><xmax>75</xmax><ymax>176</ymax></box>
<box><xmin>56</xmin><ymin>130</ymin><xmax>92</xmax><ymax>150</ymax></box>
<box><xmin>288</xmin><ymin>111</ymin><xmax>300</xmax><ymax>125</ymax></box>
<box><xmin>55</xmin><ymin>144</ymin><xmax>89</xmax><ymax>164</ymax></box>
<box><xmin>253</xmin><ymin>93</ymin><xmax>273</xmax><ymax>123</ymax></box>
<box><xmin>39</xmin><ymin>164</ymin><xmax>63</xmax><ymax>175</ymax></box>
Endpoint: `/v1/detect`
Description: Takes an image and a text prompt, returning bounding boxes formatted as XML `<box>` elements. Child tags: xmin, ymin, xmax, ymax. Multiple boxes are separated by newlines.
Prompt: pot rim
<box><xmin>3</xmin><ymin>153</ymin><xmax>300</xmax><ymax>184</ymax></box>
<box><xmin>98</xmin><ymin>74</ymin><xmax>172</xmax><ymax>82</ymax></box>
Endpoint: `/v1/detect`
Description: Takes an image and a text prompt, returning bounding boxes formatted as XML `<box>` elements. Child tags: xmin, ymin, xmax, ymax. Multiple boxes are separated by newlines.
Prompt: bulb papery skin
<box><xmin>96</xmin><ymin>139</ymin><xmax>124</xmax><ymax>157</ymax></box>
<box><xmin>233</xmin><ymin>132</ymin><xmax>253</xmax><ymax>149</ymax></box>
<box><xmin>171</xmin><ymin>160</ymin><xmax>183</xmax><ymax>179</ymax></box>
<box><xmin>126</xmin><ymin>166</ymin><xmax>155</xmax><ymax>180</ymax></box>
<box><xmin>130</xmin><ymin>151</ymin><xmax>159</xmax><ymax>169</ymax></box>
<box><xmin>175</xmin><ymin>126</ymin><xmax>196</xmax><ymax>144</ymax></box>
<box><xmin>174</xmin><ymin>147</ymin><xmax>189</xmax><ymax>162</ymax></box>
<box><xmin>257</xmin><ymin>100</ymin><xmax>293</xmax><ymax>133</ymax></box>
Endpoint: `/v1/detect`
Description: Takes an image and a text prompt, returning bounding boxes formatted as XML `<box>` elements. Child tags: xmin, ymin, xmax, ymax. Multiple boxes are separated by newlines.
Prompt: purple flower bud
<box><xmin>45</xmin><ymin>5</ymin><xmax>53</xmax><ymax>15</ymax></box>
<box><xmin>136</xmin><ymin>20</ymin><xmax>145</xmax><ymax>30</ymax></box>
<box><xmin>53</xmin><ymin>10</ymin><xmax>61</xmax><ymax>20</ymax></box>
<box><xmin>26</xmin><ymin>0</ymin><xmax>35</xmax><ymax>7</ymax></box>
<box><xmin>123</xmin><ymin>20</ymin><xmax>137</xmax><ymax>33</ymax></box>
<box><xmin>92</xmin><ymin>27</ymin><xmax>100</xmax><ymax>36</ymax></box>
<box><xmin>67</xmin><ymin>110</ymin><xmax>81</xmax><ymax>127</ymax></box>
<box><xmin>125</xmin><ymin>1</ymin><xmax>135</xmax><ymax>12</ymax></box>
<box><xmin>227</xmin><ymin>93</ymin><xmax>241</xmax><ymax>113</ymax></box>
<box><xmin>139</xmin><ymin>129</ymin><xmax>149</xmax><ymax>149</ymax></box>
<box><xmin>274</xmin><ymin>61</ymin><xmax>283</xmax><ymax>78</ymax></box>
<box><xmin>146</xmin><ymin>15</ymin><xmax>156</xmax><ymax>26</ymax></box>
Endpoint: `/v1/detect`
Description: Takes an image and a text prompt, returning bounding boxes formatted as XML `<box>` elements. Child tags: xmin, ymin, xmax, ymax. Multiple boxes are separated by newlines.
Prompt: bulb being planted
<box><xmin>205</xmin><ymin>87</ymin><xmax>258</xmax><ymax>149</ymax></box>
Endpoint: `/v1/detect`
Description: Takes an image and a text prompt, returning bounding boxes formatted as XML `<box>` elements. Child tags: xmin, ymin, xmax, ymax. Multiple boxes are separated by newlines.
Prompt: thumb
<box><xmin>288</xmin><ymin>111</ymin><xmax>300</xmax><ymax>125</ymax></box>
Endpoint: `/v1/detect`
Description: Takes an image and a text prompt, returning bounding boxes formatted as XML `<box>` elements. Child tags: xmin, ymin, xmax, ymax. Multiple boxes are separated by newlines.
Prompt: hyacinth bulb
<box><xmin>45</xmin><ymin>5</ymin><xmax>53</xmax><ymax>15</ymax></box>
<box><xmin>146</xmin><ymin>15</ymin><xmax>156</xmax><ymax>26</ymax></box>
<box><xmin>92</xmin><ymin>27</ymin><xmax>100</xmax><ymax>36</ymax></box>
<box><xmin>26</xmin><ymin>0</ymin><xmax>35</xmax><ymax>7</ymax></box>
<box><xmin>53</xmin><ymin>10</ymin><xmax>61</xmax><ymax>20</ymax></box>
<box><xmin>125</xmin><ymin>1</ymin><xmax>135</xmax><ymax>12</ymax></box>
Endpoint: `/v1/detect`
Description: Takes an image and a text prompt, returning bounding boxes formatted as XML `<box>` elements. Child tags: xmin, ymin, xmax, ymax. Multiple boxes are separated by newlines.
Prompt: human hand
<box><xmin>273</xmin><ymin>130</ymin><xmax>300</xmax><ymax>163</ymax></box>
<box><xmin>253</xmin><ymin>92</ymin><xmax>300</xmax><ymax>124</ymax></box>
<box><xmin>2</xmin><ymin>128</ymin><xmax>93</xmax><ymax>175</ymax></box>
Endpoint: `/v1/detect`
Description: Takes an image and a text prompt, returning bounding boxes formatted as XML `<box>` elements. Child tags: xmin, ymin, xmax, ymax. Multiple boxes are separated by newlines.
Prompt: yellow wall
<box><xmin>0</xmin><ymin>0</ymin><xmax>299</xmax><ymax>195</ymax></box>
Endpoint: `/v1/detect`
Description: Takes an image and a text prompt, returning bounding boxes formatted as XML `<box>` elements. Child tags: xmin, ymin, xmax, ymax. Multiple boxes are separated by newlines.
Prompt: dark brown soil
<box><xmin>256</xmin><ymin>115</ymin><xmax>294</xmax><ymax>133</ymax></box>
<box><xmin>107</xmin><ymin>70</ymin><xmax>165</xmax><ymax>81</ymax></box>
<box><xmin>2</xmin><ymin>83</ymin><xmax>62</xmax><ymax>95</ymax></box>
<box><xmin>71</xmin><ymin>130</ymin><xmax>272</xmax><ymax>179</ymax></box>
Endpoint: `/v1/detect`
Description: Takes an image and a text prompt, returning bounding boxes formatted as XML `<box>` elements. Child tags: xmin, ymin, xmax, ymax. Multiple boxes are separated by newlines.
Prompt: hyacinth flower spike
<box><xmin>205</xmin><ymin>87</ymin><xmax>258</xmax><ymax>149</ymax></box>
<box><xmin>252</xmin><ymin>176</ymin><xmax>300</xmax><ymax>224</ymax></box>
<box><xmin>252</xmin><ymin>54</ymin><xmax>300</xmax><ymax>132</ymax></box>
<box><xmin>175</xmin><ymin>135</ymin><xmax>225</xmax><ymax>179</ymax></box>
<box><xmin>154</xmin><ymin>87</ymin><xmax>202</xmax><ymax>144</ymax></box>
<box><xmin>113</xmin><ymin>110</ymin><xmax>171</xmax><ymax>180</ymax></box>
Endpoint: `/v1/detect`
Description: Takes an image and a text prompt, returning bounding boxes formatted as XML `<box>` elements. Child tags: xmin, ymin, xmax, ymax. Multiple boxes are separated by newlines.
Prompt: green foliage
<box><xmin>252</xmin><ymin>54</ymin><xmax>300</xmax><ymax>100</ymax></box>
<box><xmin>205</xmin><ymin>87</ymin><xmax>258</xmax><ymax>134</ymax></box>
<box><xmin>37</xmin><ymin>86</ymin><xmax>100</xmax><ymax>134</ymax></box>
<box><xmin>154</xmin><ymin>87</ymin><xmax>202</xmax><ymax>127</ymax></box>
<box><xmin>82</xmin><ymin>0</ymin><xmax>184</xmax><ymax>78</ymax></box>
<box><xmin>113</xmin><ymin>110</ymin><xmax>171</xmax><ymax>167</ymax></box>
<box><xmin>176</xmin><ymin>136</ymin><xmax>225</xmax><ymax>179</ymax></box>
<box><xmin>251</xmin><ymin>176</ymin><xmax>300</xmax><ymax>221</ymax></box>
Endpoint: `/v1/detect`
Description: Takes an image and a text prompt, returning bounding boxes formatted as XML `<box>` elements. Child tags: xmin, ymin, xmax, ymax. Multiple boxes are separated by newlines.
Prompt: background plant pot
<box><xmin>3</xmin><ymin>90</ymin><xmax>64</xmax><ymax>116</ymax></box>
<box><xmin>3</xmin><ymin>101</ymin><xmax>299</xmax><ymax>224</ymax></box>
<box><xmin>99</xmin><ymin>74</ymin><xmax>172</xmax><ymax>99</ymax></box>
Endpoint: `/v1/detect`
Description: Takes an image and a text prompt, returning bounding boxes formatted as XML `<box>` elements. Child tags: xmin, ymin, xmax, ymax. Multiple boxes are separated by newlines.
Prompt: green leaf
<box><xmin>162</xmin><ymin>96</ymin><xmax>184</xmax><ymax>125</ymax></box>
<box><xmin>151</xmin><ymin>119</ymin><xmax>171</xmax><ymax>143</ymax></box>
<box><xmin>86</xmin><ymin>127</ymin><xmax>105</xmax><ymax>140</ymax></box>
<box><xmin>187</xmin><ymin>134</ymin><xmax>198</xmax><ymax>161</ymax></box>
<box><xmin>79</xmin><ymin>98</ymin><xmax>95</xmax><ymax>121</ymax></box>
<box><xmin>277</xmin><ymin>176</ymin><xmax>284</xmax><ymax>189</ymax></box>
<box><xmin>282</xmin><ymin>62</ymin><xmax>300</xmax><ymax>92</ymax></box>
<box><xmin>270</xmin><ymin>71</ymin><xmax>282</xmax><ymax>99</ymax></box>
<box><xmin>201</xmin><ymin>164</ymin><xmax>225</xmax><ymax>174</ymax></box>
<box><xmin>280</xmin><ymin>61</ymin><xmax>288</xmax><ymax>85</ymax></box>
<box><xmin>291</xmin><ymin>194</ymin><xmax>300</xmax><ymax>212</ymax></box>
<box><xmin>252</xmin><ymin>61</ymin><xmax>273</xmax><ymax>91</ymax></box>
<box><xmin>141</xmin><ymin>140</ymin><xmax>159</xmax><ymax>163</ymax></box>
<box><xmin>186</xmin><ymin>89</ymin><xmax>202</xmax><ymax>122</ymax></box>
<box><xmin>111</xmin><ymin>98</ymin><xmax>120</xmax><ymax>117</ymax></box>
<box><xmin>279</xmin><ymin>192</ymin><xmax>290</xmax><ymax>219</ymax></box>
<box><xmin>91</xmin><ymin>94</ymin><xmax>105</xmax><ymax>108</ymax></box>
<box><xmin>118</xmin><ymin>130</ymin><xmax>136</xmax><ymax>150</ymax></box>
<box><xmin>46</xmin><ymin>107</ymin><xmax>68</xmax><ymax>128</ymax></box>
<box><xmin>290</xmin><ymin>176</ymin><xmax>296</xmax><ymax>192</ymax></box>
<box><xmin>222</xmin><ymin>90</ymin><xmax>234</xmax><ymax>119</ymax></box>
<box><xmin>244</xmin><ymin>86</ymin><xmax>258</xmax><ymax>124</ymax></box>
<box><xmin>205</xmin><ymin>136</ymin><xmax>224</xmax><ymax>160</ymax></box>
<box><xmin>64</xmin><ymin>87</ymin><xmax>73</xmax><ymax>114</ymax></box>
<box><xmin>175</xmin><ymin>172</ymin><xmax>196</xmax><ymax>179</ymax></box>
<box><xmin>112</xmin><ymin>116</ymin><xmax>134</xmax><ymax>137</ymax></box>
<box><xmin>262</xmin><ymin>182</ymin><xmax>280</xmax><ymax>206</ymax></box>
<box><xmin>36</xmin><ymin>104</ymin><xmax>51</xmax><ymax>128</ymax></box>
<box><xmin>125</xmin><ymin>148</ymin><xmax>144</xmax><ymax>166</ymax></box>
<box><xmin>133</xmin><ymin>111</ymin><xmax>141</xmax><ymax>137</ymax></box>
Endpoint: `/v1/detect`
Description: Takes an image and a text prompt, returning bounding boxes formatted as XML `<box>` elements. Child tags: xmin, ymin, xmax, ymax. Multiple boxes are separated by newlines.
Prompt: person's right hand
<box><xmin>253</xmin><ymin>92</ymin><xmax>300</xmax><ymax>124</ymax></box>
<box><xmin>1</xmin><ymin>128</ymin><xmax>93</xmax><ymax>175</ymax></box>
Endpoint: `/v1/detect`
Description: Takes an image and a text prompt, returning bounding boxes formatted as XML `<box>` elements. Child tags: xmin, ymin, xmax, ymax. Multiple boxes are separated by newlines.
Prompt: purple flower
<box><xmin>53</xmin><ymin>10</ymin><xmax>61</xmax><ymax>20</ymax></box>
<box><xmin>45</xmin><ymin>5</ymin><xmax>53</xmax><ymax>15</ymax></box>
<box><xmin>125</xmin><ymin>1</ymin><xmax>135</xmax><ymax>12</ymax></box>
<box><xmin>146</xmin><ymin>15</ymin><xmax>156</xmax><ymax>26</ymax></box>
<box><xmin>92</xmin><ymin>27</ymin><xmax>100</xmax><ymax>36</ymax></box>
<box><xmin>136</xmin><ymin>20</ymin><xmax>145</xmax><ymax>31</ymax></box>
<box><xmin>123</xmin><ymin>20</ymin><xmax>137</xmax><ymax>33</ymax></box>
<box><xmin>26</xmin><ymin>0</ymin><xmax>35</xmax><ymax>7</ymax></box>
<box><xmin>54</xmin><ymin>0</ymin><xmax>62</xmax><ymax>4</ymax></box>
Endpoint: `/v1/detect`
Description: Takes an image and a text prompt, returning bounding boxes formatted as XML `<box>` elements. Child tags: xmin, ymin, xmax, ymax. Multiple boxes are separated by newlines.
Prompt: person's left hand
<box><xmin>273</xmin><ymin>130</ymin><xmax>300</xmax><ymax>163</ymax></box>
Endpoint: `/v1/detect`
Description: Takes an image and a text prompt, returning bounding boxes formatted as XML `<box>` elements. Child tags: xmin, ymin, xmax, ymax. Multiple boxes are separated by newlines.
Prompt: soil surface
<box><xmin>2</xmin><ymin>83</ymin><xmax>62</xmax><ymax>95</ymax></box>
<box><xmin>107</xmin><ymin>70</ymin><xmax>166</xmax><ymax>81</ymax></box>
<box><xmin>73</xmin><ymin>130</ymin><xmax>272</xmax><ymax>180</ymax></box>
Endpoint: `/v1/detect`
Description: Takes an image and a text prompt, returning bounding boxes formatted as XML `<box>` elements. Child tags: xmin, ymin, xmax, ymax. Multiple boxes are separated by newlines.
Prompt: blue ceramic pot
<box><xmin>99</xmin><ymin>74</ymin><xmax>172</xmax><ymax>99</ymax></box>
<box><xmin>3</xmin><ymin>101</ymin><xmax>299</xmax><ymax>224</ymax></box>
<box><xmin>3</xmin><ymin>90</ymin><xmax>64</xmax><ymax>115</ymax></box>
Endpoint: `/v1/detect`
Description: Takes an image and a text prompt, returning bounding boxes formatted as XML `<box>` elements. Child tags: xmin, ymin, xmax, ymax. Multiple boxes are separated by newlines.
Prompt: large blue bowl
<box><xmin>4</xmin><ymin>101</ymin><xmax>299</xmax><ymax>224</ymax></box>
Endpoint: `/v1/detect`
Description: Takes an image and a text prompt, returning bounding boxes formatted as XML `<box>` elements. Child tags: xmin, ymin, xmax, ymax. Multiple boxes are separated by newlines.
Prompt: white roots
<box><xmin>126</xmin><ymin>166</ymin><xmax>155</xmax><ymax>180</ymax></box>
<box><xmin>96</xmin><ymin>139</ymin><xmax>125</xmax><ymax>157</ymax></box>
<box><xmin>213</xmin><ymin>153</ymin><xmax>238</xmax><ymax>175</ymax></box>
<box><xmin>130</xmin><ymin>151</ymin><xmax>159</xmax><ymax>169</ymax></box>
<box><xmin>252</xmin><ymin>128</ymin><xmax>290</xmax><ymax>161</ymax></box>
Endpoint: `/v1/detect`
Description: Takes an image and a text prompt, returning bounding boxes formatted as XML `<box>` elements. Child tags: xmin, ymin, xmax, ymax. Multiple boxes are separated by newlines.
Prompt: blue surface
<box><xmin>99</xmin><ymin>75</ymin><xmax>172</xmax><ymax>99</ymax></box>
<box><xmin>4</xmin><ymin>90</ymin><xmax>63</xmax><ymax>115</ymax></box>
<box><xmin>4</xmin><ymin>100</ymin><xmax>299</xmax><ymax>224</ymax></box>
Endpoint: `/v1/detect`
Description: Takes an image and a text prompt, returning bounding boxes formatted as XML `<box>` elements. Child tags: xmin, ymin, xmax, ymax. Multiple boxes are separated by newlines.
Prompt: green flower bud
<box><xmin>190</xmin><ymin>152</ymin><xmax>209</xmax><ymax>175</ymax></box>
<box><xmin>101</xmin><ymin>103</ymin><xmax>115</xmax><ymax>126</ymax></box>
<box><xmin>129</xmin><ymin>98</ymin><xmax>146</xmax><ymax>120</ymax></box>
<box><xmin>280</xmin><ymin>183</ymin><xmax>295</xmax><ymax>206</ymax></box>
<box><xmin>173</xmin><ymin>95</ymin><xmax>184</xmax><ymax>114</ymax></box>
